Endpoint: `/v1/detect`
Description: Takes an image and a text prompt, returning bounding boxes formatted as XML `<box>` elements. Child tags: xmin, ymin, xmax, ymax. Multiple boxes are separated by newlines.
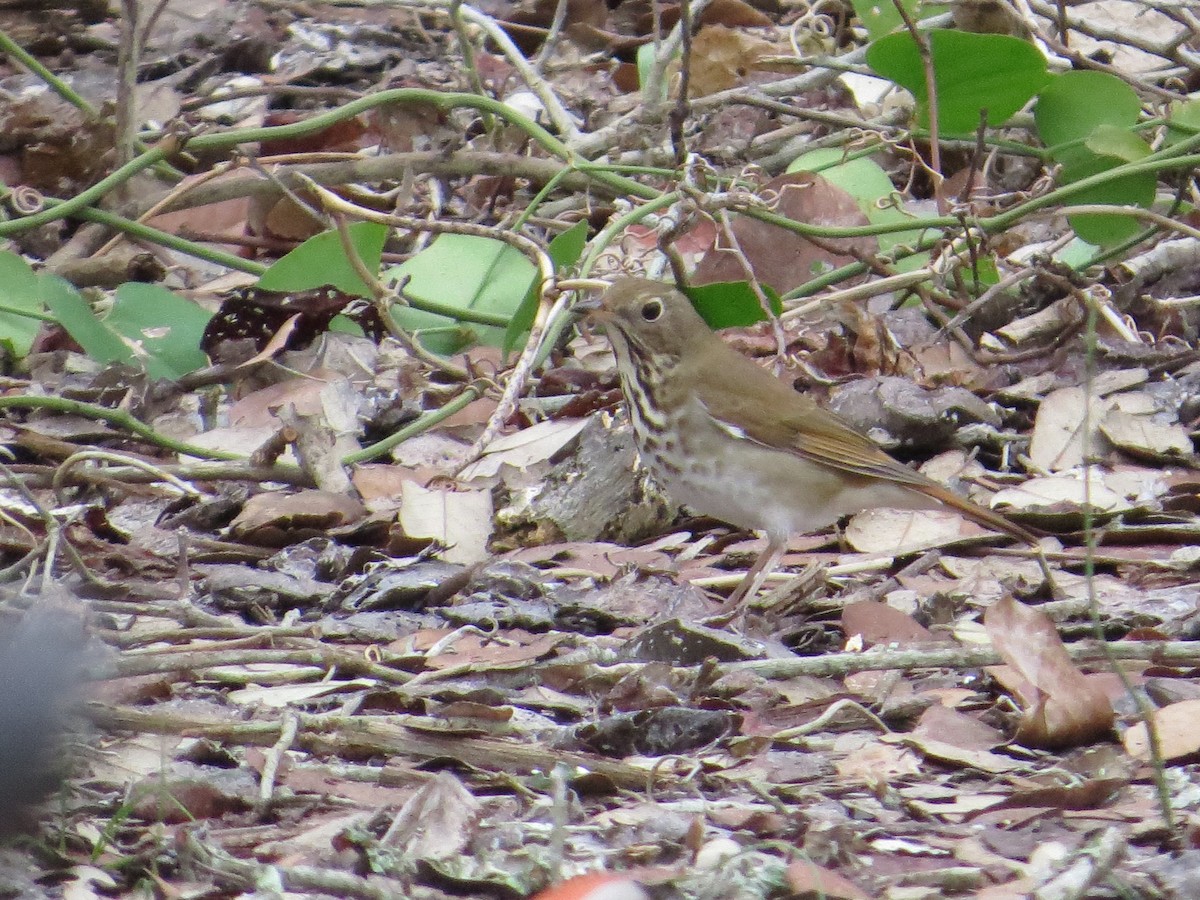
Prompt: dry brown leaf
<box><xmin>835</xmin><ymin>741</ymin><xmax>921</xmax><ymax>782</ymax></box>
<box><xmin>458</xmin><ymin>418</ymin><xmax>589</xmax><ymax>481</ymax></box>
<box><xmin>1123</xmin><ymin>698</ymin><xmax>1200</xmax><ymax>762</ymax></box>
<box><xmin>786</xmin><ymin>859</ymin><xmax>870</xmax><ymax>900</ymax></box>
<box><xmin>398</xmin><ymin>481</ymin><xmax>493</xmax><ymax>564</ymax></box>
<box><xmin>681</xmin><ymin>25</ymin><xmax>775</xmax><ymax>97</ymax></box>
<box><xmin>1100</xmin><ymin>408</ymin><xmax>1193</xmax><ymax>462</ymax></box>
<box><xmin>690</xmin><ymin>172</ymin><xmax>875</xmax><ymax>295</ymax></box>
<box><xmin>382</xmin><ymin>771</ymin><xmax>480</xmax><ymax>859</ymax></box>
<box><xmin>985</xmin><ymin>596</ymin><xmax>1115</xmax><ymax>748</ymax></box>
<box><xmin>841</xmin><ymin>600</ymin><xmax>935</xmax><ymax>647</ymax></box>
<box><xmin>352</xmin><ymin>464</ymin><xmax>424</xmax><ymax>504</ymax></box>
<box><xmin>228</xmin><ymin>678</ymin><xmax>376</xmax><ymax>708</ymax></box>
<box><xmin>229</xmin><ymin>373</ymin><xmax>343</xmax><ymax>426</ymax></box>
<box><xmin>1028</xmin><ymin>386</ymin><xmax>1112</xmax><ymax>471</ymax></box>
<box><xmin>884</xmin><ymin>732</ymin><xmax>1021</xmax><ymax>774</ymax></box>
<box><xmin>990</xmin><ymin>473</ymin><xmax>1130</xmax><ymax>516</ymax></box>
<box><xmin>418</xmin><ymin>631</ymin><xmax>566</xmax><ymax>671</ymax></box>
<box><xmin>844</xmin><ymin>507</ymin><xmax>993</xmax><ymax>554</ymax></box>
<box><xmin>230</xmin><ymin>490</ymin><xmax>366</xmax><ymax>545</ymax></box>
<box><xmin>912</xmin><ymin>704</ymin><xmax>1006</xmax><ymax>752</ymax></box>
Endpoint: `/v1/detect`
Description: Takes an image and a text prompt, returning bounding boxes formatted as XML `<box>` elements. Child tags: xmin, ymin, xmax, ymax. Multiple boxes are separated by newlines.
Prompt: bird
<box><xmin>580</xmin><ymin>277</ymin><xmax>1041</xmax><ymax>608</ymax></box>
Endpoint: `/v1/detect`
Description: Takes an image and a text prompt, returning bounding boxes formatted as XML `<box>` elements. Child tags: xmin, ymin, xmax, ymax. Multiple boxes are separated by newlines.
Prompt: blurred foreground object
<box><xmin>0</xmin><ymin>606</ymin><xmax>90</xmax><ymax>835</ymax></box>
<box><xmin>531</xmin><ymin>873</ymin><xmax>651</xmax><ymax>900</ymax></box>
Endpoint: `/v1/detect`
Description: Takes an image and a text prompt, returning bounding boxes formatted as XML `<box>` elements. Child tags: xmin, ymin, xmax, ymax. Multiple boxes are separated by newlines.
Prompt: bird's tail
<box><xmin>918</xmin><ymin>480</ymin><xmax>1039</xmax><ymax>546</ymax></box>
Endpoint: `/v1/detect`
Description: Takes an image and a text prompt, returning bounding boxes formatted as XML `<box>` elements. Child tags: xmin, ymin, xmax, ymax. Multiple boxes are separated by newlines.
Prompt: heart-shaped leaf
<box><xmin>44</xmin><ymin>279</ymin><xmax>212</xmax><ymax>380</ymax></box>
<box><xmin>685</xmin><ymin>281</ymin><xmax>782</xmax><ymax>329</ymax></box>
<box><xmin>0</xmin><ymin>251</ymin><xmax>49</xmax><ymax>358</ymax></box>
<box><xmin>257</xmin><ymin>222</ymin><xmax>389</xmax><ymax>295</ymax></box>
<box><xmin>1165</xmin><ymin>99</ymin><xmax>1200</xmax><ymax>150</ymax></box>
<box><xmin>383</xmin><ymin>234</ymin><xmax>535</xmax><ymax>355</ymax></box>
<box><xmin>867</xmin><ymin>30</ymin><xmax>1048</xmax><ymax>134</ymax></box>
<box><xmin>1035</xmin><ymin>70</ymin><xmax>1142</xmax><ymax>160</ymax></box>
<box><xmin>1035</xmin><ymin>74</ymin><xmax>1152</xmax><ymax>246</ymax></box>
<box><xmin>503</xmin><ymin>220</ymin><xmax>588</xmax><ymax>357</ymax></box>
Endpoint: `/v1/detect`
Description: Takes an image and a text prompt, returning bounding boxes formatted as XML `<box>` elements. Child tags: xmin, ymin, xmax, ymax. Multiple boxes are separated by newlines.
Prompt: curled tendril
<box><xmin>875</xmin><ymin>191</ymin><xmax>905</xmax><ymax>213</ymax></box>
<box><xmin>845</xmin><ymin>128</ymin><xmax>882</xmax><ymax>151</ymax></box>
<box><xmin>789</xmin><ymin>0</ymin><xmax>842</xmax><ymax>54</ymax></box>
<box><xmin>1028</xmin><ymin>174</ymin><xmax>1057</xmax><ymax>199</ymax></box>
<box><xmin>9</xmin><ymin>185</ymin><xmax>44</xmax><ymax>215</ymax></box>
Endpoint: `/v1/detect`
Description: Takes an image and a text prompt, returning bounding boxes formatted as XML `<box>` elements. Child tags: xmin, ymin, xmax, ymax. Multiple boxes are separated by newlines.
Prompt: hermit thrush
<box><xmin>582</xmin><ymin>277</ymin><xmax>1039</xmax><ymax>606</ymax></box>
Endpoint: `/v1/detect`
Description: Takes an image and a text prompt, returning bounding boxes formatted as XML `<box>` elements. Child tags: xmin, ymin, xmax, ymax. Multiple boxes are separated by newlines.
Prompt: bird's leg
<box><xmin>716</xmin><ymin>535</ymin><xmax>787</xmax><ymax>614</ymax></box>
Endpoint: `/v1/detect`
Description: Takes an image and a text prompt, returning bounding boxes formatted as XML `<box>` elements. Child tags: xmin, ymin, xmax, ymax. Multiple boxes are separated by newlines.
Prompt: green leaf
<box><xmin>1084</xmin><ymin>123</ymin><xmax>1152</xmax><ymax>162</ymax></box>
<box><xmin>962</xmin><ymin>255</ymin><xmax>999</xmax><ymax>293</ymax></box>
<box><xmin>685</xmin><ymin>281</ymin><xmax>782</xmax><ymax>329</ymax></box>
<box><xmin>0</xmin><ymin>251</ymin><xmax>47</xmax><ymax>358</ymax></box>
<box><xmin>383</xmin><ymin>234</ymin><xmax>535</xmax><ymax>355</ymax></box>
<box><xmin>1062</xmin><ymin>169</ymin><xmax>1155</xmax><ymax>246</ymax></box>
<box><xmin>787</xmin><ymin>149</ymin><xmax>894</xmax><ymax>206</ymax></box>
<box><xmin>1165</xmin><ymin>99</ymin><xmax>1200</xmax><ymax>150</ymax></box>
<box><xmin>786</xmin><ymin>148</ymin><xmax>934</xmax><ymax>272</ymax></box>
<box><xmin>637</xmin><ymin>42</ymin><xmax>671</xmax><ymax>104</ymax></box>
<box><xmin>44</xmin><ymin>280</ymin><xmax>212</xmax><ymax>380</ymax></box>
<box><xmin>42</xmin><ymin>276</ymin><xmax>129</xmax><ymax>365</ymax></box>
<box><xmin>1034</xmin><ymin>70</ymin><xmax>1142</xmax><ymax>161</ymax></box>
<box><xmin>503</xmin><ymin>220</ymin><xmax>588</xmax><ymax>358</ymax></box>
<box><xmin>867</xmin><ymin>30</ymin><xmax>1048</xmax><ymax>134</ymax></box>
<box><xmin>1054</xmin><ymin>236</ymin><xmax>1100</xmax><ymax>270</ymax></box>
<box><xmin>257</xmin><ymin>222</ymin><xmax>389</xmax><ymax>295</ymax></box>
<box><xmin>106</xmin><ymin>283</ymin><xmax>212</xmax><ymax>379</ymax></box>
<box><xmin>548</xmin><ymin>220</ymin><xmax>588</xmax><ymax>271</ymax></box>
<box><xmin>1033</xmin><ymin>73</ymin><xmax>1151</xmax><ymax>246</ymax></box>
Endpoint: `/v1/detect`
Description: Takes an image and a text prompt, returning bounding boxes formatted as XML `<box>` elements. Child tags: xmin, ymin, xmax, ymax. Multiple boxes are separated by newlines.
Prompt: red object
<box><xmin>531</xmin><ymin>873</ymin><xmax>650</xmax><ymax>900</ymax></box>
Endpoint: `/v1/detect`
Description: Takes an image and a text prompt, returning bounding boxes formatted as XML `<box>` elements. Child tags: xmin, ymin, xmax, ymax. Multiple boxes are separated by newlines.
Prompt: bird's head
<box><xmin>578</xmin><ymin>278</ymin><xmax>709</xmax><ymax>363</ymax></box>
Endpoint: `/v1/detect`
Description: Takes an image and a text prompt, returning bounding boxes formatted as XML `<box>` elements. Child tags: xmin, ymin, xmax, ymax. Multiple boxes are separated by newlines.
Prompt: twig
<box><xmin>89</xmin><ymin>704</ymin><xmax>665</xmax><ymax>790</ymax></box>
<box><xmin>728</xmin><ymin>639</ymin><xmax>1200</xmax><ymax>679</ymax></box>
<box><xmin>51</xmin><ymin>450</ymin><xmax>203</xmax><ymax>506</ymax></box>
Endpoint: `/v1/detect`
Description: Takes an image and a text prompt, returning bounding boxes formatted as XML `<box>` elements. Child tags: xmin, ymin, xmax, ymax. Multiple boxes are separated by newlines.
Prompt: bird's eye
<box><xmin>640</xmin><ymin>298</ymin><xmax>664</xmax><ymax>322</ymax></box>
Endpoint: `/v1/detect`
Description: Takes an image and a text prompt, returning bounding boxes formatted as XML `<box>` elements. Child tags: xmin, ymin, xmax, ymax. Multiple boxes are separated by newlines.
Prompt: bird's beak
<box><xmin>572</xmin><ymin>294</ymin><xmax>611</xmax><ymax>323</ymax></box>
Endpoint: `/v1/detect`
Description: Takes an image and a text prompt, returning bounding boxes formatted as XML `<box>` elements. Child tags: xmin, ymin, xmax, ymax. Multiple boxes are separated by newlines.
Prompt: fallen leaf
<box><xmin>885</xmin><ymin>732</ymin><xmax>1021</xmax><ymax>774</ymax></box>
<box><xmin>382</xmin><ymin>771</ymin><xmax>480</xmax><ymax>859</ymax></box>
<box><xmin>785</xmin><ymin>859</ymin><xmax>869</xmax><ymax>899</ymax></box>
<box><xmin>1123</xmin><ymin>698</ymin><xmax>1200</xmax><ymax>762</ymax></box>
<box><xmin>681</xmin><ymin>25</ymin><xmax>776</xmax><ymax>97</ymax></box>
<box><xmin>912</xmin><ymin>704</ymin><xmax>1006</xmax><ymax>752</ymax></box>
<box><xmin>228</xmin><ymin>678</ymin><xmax>376</xmax><ymax>708</ymax></box>
<box><xmin>835</xmin><ymin>740</ymin><xmax>922</xmax><ymax>782</ymax></box>
<box><xmin>398</xmin><ymin>481</ymin><xmax>493</xmax><ymax>564</ymax></box>
<box><xmin>841</xmin><ymin>600</ymin><xmax>936</xmax><ymax>646</ymax></box>
<box><xmin>1028</xmin><ymin>386</ymin><xmax>1112</xmax><ymax>472</ymax></box>
<box><xmin>458</xmin><ymin>418</ymin><xmax>589</xmax><ymax>482</ymax></box>
<box><xmin>991</xmin><ymin>473</ymin><xmax>1131</xmax><ymax>516</ymax></box>
<box><xmin>1100</xmin><ymin>408</ymin><xmax>1193</xmax><ymax>462</ymax></box>
<box><xmin>844</xmin><ymin>507</ymin><xmax>993</xmax><ymax>554</ymax></box>
<box><xmin>690</xmin><ymin>172</ymin><xmax>875</xmax><ymax>295</ymax></box>
<box><xmin>985</xmin><ymin>596</ymin><xmax>1115</xmax><ymax>748</ymax></box>
<box><xmin>230</xmin><ymin>490</ymin><xmax>366</xmax><ymax>545</ymax></box>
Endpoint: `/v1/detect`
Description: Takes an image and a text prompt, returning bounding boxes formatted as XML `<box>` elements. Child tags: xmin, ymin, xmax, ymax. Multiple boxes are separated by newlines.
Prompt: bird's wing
<box><xmin>688</xmin><ymin>353</ymin><xmax>1035</xmax><ymax>542</ymax></box>
<box><xmin>688</xmin><ymin>350</ymin><xmax>931</xmax><ymax>487</ymax></box>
